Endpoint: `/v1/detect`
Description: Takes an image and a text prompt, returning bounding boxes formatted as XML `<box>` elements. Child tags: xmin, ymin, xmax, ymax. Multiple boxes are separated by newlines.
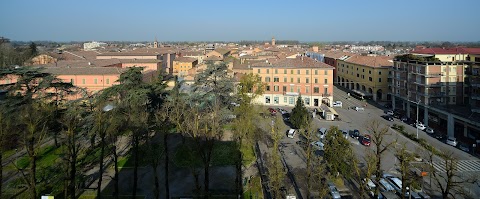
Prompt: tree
<box><xmin>232</xmin><ymin>73</ymin><xmax>265</xmax><ymax>197</ymax></box>
<box><xmin>425</xmin><ymin>149</ymin><xmax>479</xmax><ymax>199</ymax></box>
<box><xmin>59</xmin><ymin>104</ymin><xmax>87</xmax><ymax>199</ymax></box>
<box><xmin>300</xmin><ymin>120</ymin><xmax>315</xmax><ymax>198</ymax></box>
<box><xmin>267</xmin><ymin>116</ymin><xmax>285</xmax><ymax>199</ymax></box>
<box><xmin>395</xmin><ymin>143</ymin><xmax>416</xmax><ymax>198</ymax></box>
<box><xmin>323</xmin><ymin>126</ymin><xmax>355</xmax><ymax>178</ymax></box>
<box><xmin>290</xmin><ymin>95</ymin><xmax>310</xmax><ymax>129</ymax></box>
<box><xmin>365</xmin><ymin>119</ymin><xmax>396</xmax><ymax>198</ymax></box>
<box><xmin>0</xmin><ymin>103</ymin><xmax>17</xmax><ymax>199</ymax></box>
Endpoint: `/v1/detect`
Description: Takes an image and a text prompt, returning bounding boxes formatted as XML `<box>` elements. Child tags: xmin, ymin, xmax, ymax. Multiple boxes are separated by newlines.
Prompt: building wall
<box><xmin>336</xmin><ymin>60</ymin><xmax>390</xmax><ymax>101</ymax></box>
<box><xmin>122</xmin><ymin>62</ymin><xmax>161</xmax><ymax>72</ymax></box>
<box><xmin>97</xmin><ymin>55</ymin><xmax>161</xmax><ymax>60</ymax></box>
<box><xmin>252</xmin><ymin>67</ymin><xmax>334</xmax><ymax>107</ymax></box>
<box><xmin>173</xmin><ymin>60</ymin><xmax>198</xmax><ymax>77</ymax></box>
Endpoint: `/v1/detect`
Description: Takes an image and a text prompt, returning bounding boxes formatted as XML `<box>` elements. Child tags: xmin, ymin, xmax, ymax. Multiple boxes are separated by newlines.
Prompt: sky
<box><xmin>1</xmin><ymin>0</ymin><xmax>479</xmax><ymax>42</ymax></box>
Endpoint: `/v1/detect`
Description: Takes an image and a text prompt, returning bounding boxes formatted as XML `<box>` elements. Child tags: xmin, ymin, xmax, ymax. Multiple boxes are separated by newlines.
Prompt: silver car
<box><xmin>327</xmin><ymin>182</ymin><xmax>341</xmax><ymax>199</ymax></box>
<box><xmin>425</xmin><ymin>127</ymin><xmax>434</xmax><ymax>134</ymax></box>
<box><xmin>446</xmin><ymin>137</ymin><xmax>457</xmax><ymax>147</ymax></box>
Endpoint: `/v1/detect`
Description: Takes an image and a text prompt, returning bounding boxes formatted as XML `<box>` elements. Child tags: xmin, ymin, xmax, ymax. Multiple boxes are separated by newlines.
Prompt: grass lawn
<box><xmin>5</xmin><ymin>145</ymin><xmax>61</xmax><ymax>171</ymax></box>
<box><xmin>244</xmin><ymin>176</ymin><xmax>263</xmax><ymax>199</ymax></box>
<box><xmin>2</xmin><ymin>149</ymin><xmax>18</xmax><ymax>159</ymax></box>
<box><xmin>240</xmin><ymin>142</ymin><xmax>255</xmax><ymax>167</ymax></box>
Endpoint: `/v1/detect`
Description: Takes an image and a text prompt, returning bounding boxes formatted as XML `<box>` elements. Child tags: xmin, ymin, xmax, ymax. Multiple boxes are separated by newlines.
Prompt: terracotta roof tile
<box><xmin>174</xmin><ymin>57</ymin><xmax>197</xmax><ymax>62</ymax></box>
<box><xmin>253</xmin><ymin>56</ymin><xmax>334</xmax><ymax>69</ymax></box>
<box><xmin>41</xmin><ymin>67</ymin><xmax>127</xmax><ymax>75</ymax></box>
<box><xmin>344</xmin><ymin>55</ymin><xmax>393</xmax><ymax>68</ymax></box>
<box><xmin>411</xmin><ymin>47</ymin><xmax>480</xmax><ymax>55</ymax></box>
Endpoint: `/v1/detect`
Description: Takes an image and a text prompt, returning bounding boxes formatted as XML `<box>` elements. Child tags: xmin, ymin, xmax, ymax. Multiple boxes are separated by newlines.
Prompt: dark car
<box><xmin>433</xmin><ymin>133</ymin><xmax>444</xmax><ymax>140</ymax></box>
<box><xmin>350</xmin><ymin>129</ymin><xmax>360</xmax><ymax>139</ymax></box>
<box><xmin>381</xmin><ymin>115</ymin><xmax>394</xmax><ymax>122</ymax></box>
<box><xmin>384</xmin><ymin>103</ymin><xmax>392</xmax><ymax>109</ymax></box>
<box><xmin>361</xmin><ymin>135</ymin><xmax>371</xmax><ymax>146</ymax></box>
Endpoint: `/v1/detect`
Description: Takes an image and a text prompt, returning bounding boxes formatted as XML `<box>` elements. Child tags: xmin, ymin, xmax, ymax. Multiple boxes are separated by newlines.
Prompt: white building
<box><xmin>83</xmin><ymin>41</ymin><xmax>107</xmax><ymax>51</ymax></box>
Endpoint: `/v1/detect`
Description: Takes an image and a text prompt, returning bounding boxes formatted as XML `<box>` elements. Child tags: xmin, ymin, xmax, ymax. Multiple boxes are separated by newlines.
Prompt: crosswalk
<box><xmin>431</xmin><ymin>160</ymin><xmax>480</xmax><ymax>173</ymax></box>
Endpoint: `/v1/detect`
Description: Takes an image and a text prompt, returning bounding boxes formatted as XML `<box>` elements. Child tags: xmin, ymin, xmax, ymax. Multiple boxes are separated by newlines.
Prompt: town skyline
<box><xmin>1</xmin><ymin>0</ymin><xmax>479</xmax><ymax>42</ymax></box>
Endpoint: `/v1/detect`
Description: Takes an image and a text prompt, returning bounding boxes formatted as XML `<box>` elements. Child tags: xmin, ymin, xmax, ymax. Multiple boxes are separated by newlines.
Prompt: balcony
<box><xmin>322</xmin><ymin>93</ymin><xmax>331</xmax><ymax>97</ymax></box>
<box><xmin>471</xmin><ymin>94</ymin><xmax>480</xmax><ymax>100</ymax></box>
<box><xmin>424</xmin><ymin>72</ymin><xmax>443</xmax><ymax>77</ymax></box>
<box><xmin>418</xmin><ymin>92</ymin><xmax>446</xmax><ymax>97</ymax></box>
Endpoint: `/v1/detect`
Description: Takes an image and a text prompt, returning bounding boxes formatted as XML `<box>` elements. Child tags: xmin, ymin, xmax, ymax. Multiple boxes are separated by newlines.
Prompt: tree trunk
<box><xmin>163</xmin><ymin>133</ymin><xmax>170</xmax><ymax>199</ymax></box>
<box><xmin>0</xmin><ymin>152</ymin><xmax>3</xmax><ymax>199</ymax></box>
<box><xmin>97</xmin><ymin>134</ymin><xmax>105</xmax><ymax>199</ymax></box>
<box><xmin>30</xmin><ymin>155</ymin><xmax>37</xmax><ymax>199</ymax></box>
<box><xmin>203</xmin><ymin>139</ymin><xmax>214</xmax><ymax>199</ymax></box>
<box><xmin>70</xmin><ymin>152</ymin><xmax>77</xmax><ymax>199</ymax></box>
<box><xmin>235</xmin><ymin>141</ymin><xmax>243</xmax><ymax>198</ymax></box>
<box><xmin>113</xmin><ymin>145</ymin><xmax>119</xmax><ymax>199</ymax></box>
<box><xmin>132</xmin><ymin>135</ymin><xmax>139</xmax><ymax>199</ymax></box>
<box><xmin>54</xmin><ymin>132</ymin><xmax>59</xmax><ymax>148</ymax></box>
<box><xmin>153</xmin><ymin>164</ymin><xmax>160</xmax><ymax>199</ymax></box>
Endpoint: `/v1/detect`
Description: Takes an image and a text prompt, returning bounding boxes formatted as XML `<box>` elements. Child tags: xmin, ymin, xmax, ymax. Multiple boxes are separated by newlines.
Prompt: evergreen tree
<box><xmin>290</xmin><ymin>95</ymin><xmax>310</xmax><ymax>129</ymax></box>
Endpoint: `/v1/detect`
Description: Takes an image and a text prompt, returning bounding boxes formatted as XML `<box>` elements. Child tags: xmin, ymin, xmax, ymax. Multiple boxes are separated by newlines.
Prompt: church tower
<box><xmin>153</xmin><ymin>37</ymin><xmax>158</xmax><ymax>48</ymax></box>
<box><xmin>271</xmin><ymin>36</ymin><xmax>276</xmax><ymax>46</ymax></box>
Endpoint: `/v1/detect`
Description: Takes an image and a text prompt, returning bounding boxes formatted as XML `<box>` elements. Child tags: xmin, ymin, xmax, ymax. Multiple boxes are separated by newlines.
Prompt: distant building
<box><xmin>272</xmin><ymin>36</ymin><xmax>276</xmax><ymax>46</ymax></box>
<box><xmin>83</xmin><ymin>41</ymin><xmax>107</xmax><ymax>51</ymax></box>
<box><xmin>173</xmin><ymin>57</ymin><xmax>198</xmax><ymax>77</ymax></box>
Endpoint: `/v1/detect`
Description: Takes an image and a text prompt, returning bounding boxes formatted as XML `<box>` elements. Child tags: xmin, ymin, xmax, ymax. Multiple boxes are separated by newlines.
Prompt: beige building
<box><xmin>173</xmin><ymin>57</ymin><xmax>198</xmax><ymax>77</ymax></box>
<box><xmin>252</xmin><ymin>56</ymin><xmax>334</xmax><ymax>107</ymax></box>
<box><xmin>336</xmin><ymin>55</ymin><xmax>393</xmax><ymax>101</ymax></box>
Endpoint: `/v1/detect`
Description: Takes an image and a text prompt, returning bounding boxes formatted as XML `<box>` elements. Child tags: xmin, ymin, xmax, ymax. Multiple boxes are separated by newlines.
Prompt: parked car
<box><xmin>268</xmin><ymin>108</ymin><xmax>277</xmax><ymax>116</ymax></box>
<box><xmin>386</xmin><ymin>110</ymin><xmax>394</xmax><ymax>116</ymax></box>
<box><xmin>446</xmin><ymin>137</ymin><xmax>458</xmax><ymax>146</ymax></box>
<box><xmin>342</xmin><ymin>129</ymin><xmax>349</xmax><ymax>139</ymax></box>
<box><xmin>425</xmin><ymin>127</ymin><xmax>434</xmax><ymax>134</ymax></box>
<box><xmin>355</xmin><ymin>106</ymin><xmax>365</xmax><ymax>111</ymax></box>
<box><xmin>434</xmin><ymin>133</ymin><xmax>444</xmax><ymax>140</ymax></box>
<box><xmin>350</xmin><ymin>129</ymin><xmax>360</xmax><ymax>139</ymax></box>
<box><xmin>332</xmin><ymin>101</ymin><xmax>343</xmax><ymax>108</ymax></box>
<box><xmin>384</xmin><ymin>103</ymin><xmax>392</xmax><ymax>109</ymax></box>
<box><xmin>361</xmin><ymin>135</ymin><xmax>371</xmax><ymax>146</ymax></box>
<box><xmin>311</xmin><ymin>141</ymin><xmax>325</xmax><ymax>150</ymax></box>
<box><xmin>287</xmin><ymin>129</ymin><xmax>298</xmax><ymax>139</ymax></box>
<box><xmin>277</xmin><ymin>108</ymin><xmax>288</xmax><ymax>115</ymax></box>
<box><xmin>327</xmin><ymin>182</ymin><xmax>341</xmax><ymax>199</ymax></box>
<box><xmin>416</xmin><ymin>123</ymin><xmax>426</xmax><ymax>131</ymax></box>
<box><xmin>317</xmin><ymin>128</ymin><xmax>327</xmax><ymax>139</ymax></box>
<box><xmin>381</xmin><ymin>115</ymin><xmax>394</xmax><ymax>122</ymax></box>
<box><xmin>458</xmin><ymin>143</ymin><xmax>470</xmax><ymax>152</ymax></box>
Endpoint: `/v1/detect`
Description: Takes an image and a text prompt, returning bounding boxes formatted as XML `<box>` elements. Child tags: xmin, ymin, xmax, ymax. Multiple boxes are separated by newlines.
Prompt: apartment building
<box><xmin>336</xmin><ymin>55</ymin><xmax>393</xmax><ymax>101</ymax></box>
<box><xmin>251</xmin><ymin>56</ymin><xmax>334</xmax><ymax>107</ymax></box>
<box><xmin>390</xmin><ymin>47</ymin><xmax>480</xmax><ymax>145</ymax></box>
<box><xmin>173</xmin><ymin>57</ymin><xmax>198</xmax><ymax>77</ymax></box>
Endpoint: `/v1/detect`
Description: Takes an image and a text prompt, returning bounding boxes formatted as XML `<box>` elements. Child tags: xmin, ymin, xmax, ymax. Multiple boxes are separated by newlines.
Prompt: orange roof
<box><xmin>344</xmin><ymin>55</ymin><xmax>393</xmax><ymax>68</ymax></box>
<box><xmin>253</xmin><ymin>56</ymin><xmax>334</xmax><ymax>69</ymax></box>
<box><xmin>174</xmin><ymin>57</ymin><xmax>197</xmax><ymax>63</ymax></box>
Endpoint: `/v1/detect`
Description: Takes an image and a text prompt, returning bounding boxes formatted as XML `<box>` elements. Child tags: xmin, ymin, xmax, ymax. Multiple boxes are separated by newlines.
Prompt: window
<box><xmin>274</xmin><ymin>96</ymin><xmax>279</xmax><ymax>104</ymax></box>
<box><xmin>379</xmin><ymin>71</ymin><xmax>382</xmax><ymax>75</ymax></box>
<box><xmin>305</xmin><ymin>97</ymin><xmax>310</xmax><ymax>105</ymax></box>
<box><xmin>94</xmin><ymin>79</ymin><xmax>98</xmax><ymax>84</ymax></box>
<box><xmin>324</xmin><ymin>78</ymin><xmax>328</xmax><ymax>84</ymax></box>
<box><xmin>369</xmin><ymin>70</ymin><xmax>372</xmax><ymax>74</ymax></box>
<box><xmin>357</xmin><ymin>68</ymin><xmax>359</xmax><ymax>71</ymax></box>
<box><xmin>282</xmin><ymin>86</ymin><xmax>287</xmax><ymax>92</ymax></box>
<box><xmin>284</xmin><ymin>97</ymin><xmax>287</xmax><ymax>103</ymax></box>
<box><xmin>297</xmin><ymin>78</ymin><xmax>300</xmax><ymax>83</ymax></box>
<box><xmin>306</xmin><ymin>86</ymin><xmax>310</xmax><ymax>93</ymax></box>
<box><xmin>357</xmin><ymin>74</ymin><xmax>359</xmax><ymax>77</ymax></box>
<box><xmin>257</xmin><ymin>69</ymin><xmax>260</xmax><ymax>73</ymax></box>
<box><xmin>289</xmin><ymin>97</ymin><xmax>294</xmax><ymax>104</ymax></box>
<box><xmin>82</xmin><ymin>79</ymin><xmax>86</xmax><ymax>84</ymax></box>
<box><xmin>291</xmin><ymin>70</ymin><xmax>294</xmax><ymax>74</ymax></box>
<box><xmin>70</xmin><ymin>79</ymin><xmax>74</xmax><ymax>84</ymax></box>
<box><xmin>290</xmin><ymin>86</ymin><xmax>294</xmax><ymax>92</ymax></box>
<box><xmin>266</xmin><ymin>69</ymin><xmax>269</xmax><ymax>74</ymax></box>
<box><xmin>315</xmin><ymin>78</ymin><xmax>318</xmax><ymax>83</ymax></box>
<box><xmin>266</xmin><ymin>86</ymin><xmax>270</xmax><ymax>91</ymax></box>
<box><xmin>274</xmin><ymin>77</ymin><xmax>279</xmax><ymax>82</ymax></box>
<box><xmin>275</xmin><ymin>69</ymin><xmax>278</xmax><ymax>74</ymax></box>
<box><xmin>297</xmin><ymin>86</ymin><xmax>301</xmax><ymax>93</ymax></box>
<box><xmin>274</xmin><ymin>85</ymin><xmax>279</xmax><ymax>91</ymax></box>
<box><xmin>314</xmin><ymin>87</ymin><xmax>320</xmax><ymax>93</ymax></box>
<box><xmin>379</xmin><ymin>78</ymin><xmax>382</xmax><ymax>82</ymax></box>
<box><xmin>297</xmin><ymin>70</ymin><xmax>300</xmax><ymax>74</ymax></box>
<box><xmin>362</xmin><ymin>69</ymin><xmax>365</xmax><ymax>72</ymax></box>
<box><xmin>306</xmin><ymin>78</ymin><xmax>309</xmax><ymax>83</ymax></box>
<box><xmin>324</xmin><ymin>70</ymin><xmax>328</xmax><ymax>75</ymax></box>
<box><xmin>306</xmin><ymin>70</ymin><xmax>309</xmax><ymax>75</ymax></box>
<box><xmin>291</xmin><ymin>78</ymin><xmax>294</xmax><ymax>83</ymax></box>
<box><xmin>284</xmin><ymin>69</ymin><xmax>287</xmax><ymax>74</ymax></box>
<box><xmin>106</xmin><ymin>78</ymin><xmax>110</xmax><ymax>84</ymax></box>
<box><xmin>265</xmin><ymin>77</ymin><xmax>271</xmax><ymax>82</ymax></box>
<box><xmin>369</xmin><ymin>77</ymin><xmax>373</xmax><ymax>81</ymax></box>
<box><xmin>265</xmin><ymin>96</ymin><xmax>271</xmax><ymax>103</ymax></box>
<box><xmin>324</xmin><ymin>88</ymin><xmax>328</xmax><ymax>95</ymax></box>
<box><xmin>315</xmin><ymin>70</ymin><xmax>318</xmax><ymax>75</ymax></box>
<box><xmin>284</xmin><ymin>77</ymin><xmax>287</xmax><ymax>82</ymax></box>
<box><xmin>452</xmin><ymin>97</ymin><xmax>456</xmax><ymax>103</ymax></box>
<box><xmin>259</xmin><ymin>77</ymin><xmax>262</xmax><ymax>82</ymax></box>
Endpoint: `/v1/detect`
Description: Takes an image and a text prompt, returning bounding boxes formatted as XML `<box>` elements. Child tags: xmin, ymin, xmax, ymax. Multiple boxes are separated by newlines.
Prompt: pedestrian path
<box><xmin>431</xmin><ymin>160</ymin><xmax>480</xmax><ymax>173</ymax></box>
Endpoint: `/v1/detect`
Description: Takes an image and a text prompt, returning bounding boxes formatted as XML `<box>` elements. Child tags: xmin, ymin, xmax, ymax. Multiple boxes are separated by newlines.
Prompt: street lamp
<box><xmin>414</xmin><ymin>100</ymin><xmax>420</xmax><ymax>139</ymax></box>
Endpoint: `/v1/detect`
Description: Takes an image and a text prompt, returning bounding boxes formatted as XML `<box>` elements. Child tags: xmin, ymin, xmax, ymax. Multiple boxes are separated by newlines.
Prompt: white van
<box><xmin>332</xmin><ymin>101</ymin><xmax>342</xmax><ymax>108</ymax></box>
<box><xmin>355</xmin><ymin>106</ymin><xmax>365</xmax><ymax>111</ymax></box>
<box><xmin>287</xmin><ymin>129</ymin><xmax>297</xmax><ymax>138</ymax></box>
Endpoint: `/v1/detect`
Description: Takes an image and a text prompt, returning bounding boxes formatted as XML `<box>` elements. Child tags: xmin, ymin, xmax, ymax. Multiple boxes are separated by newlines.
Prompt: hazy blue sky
<box><xmin>1</xmin><ymin>0</ymin><xmax>479</xmax><ymax>42</ymax></box>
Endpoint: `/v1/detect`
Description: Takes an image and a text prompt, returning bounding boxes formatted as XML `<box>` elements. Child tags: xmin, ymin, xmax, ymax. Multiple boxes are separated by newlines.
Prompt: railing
<box><xmin>322</xmin><ymin>93</ymin><xmax>331</xmax><ymax>97</ymax></box>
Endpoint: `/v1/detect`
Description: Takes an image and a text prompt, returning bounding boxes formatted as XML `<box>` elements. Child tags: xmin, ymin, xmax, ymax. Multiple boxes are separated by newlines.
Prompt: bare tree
<box><xmin>267</xmin><ymin>116</ymin><xmax>285</xmax><ymax>199</ymax></box>
<box><xmin>395</xmin><ymin>143</ymin><xmax>415</xmax><ymax>198</ymax></box>
<box><xmin>365</xmin><ymin>119</ymin><xmax>396</xmax><ymax>197</ymax></box>
<box><xmin>425</xmin><ymin>149</ymin><xmax>479</xmax><ymax>199</ymax></box>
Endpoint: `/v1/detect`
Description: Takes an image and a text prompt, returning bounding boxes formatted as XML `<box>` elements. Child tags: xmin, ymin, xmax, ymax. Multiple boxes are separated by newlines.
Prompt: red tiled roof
<box><xmin>174</xmin><ymin>57</ymin><xmax>197</xmax><ymax>63</ymax></box>
<box><xmin>253</xmin><ymin>56</ymin><xmax>334</xmax><ymax>69</ymax></box>
<box><xmin>344</xmin><ymin>55</ymin><xmax>393</xmax><ymax>68</ymax></box>
<box><xmin>411</xmin><ymin>47</ymin><xmax>480</xmax><ymax>55</ymax></box>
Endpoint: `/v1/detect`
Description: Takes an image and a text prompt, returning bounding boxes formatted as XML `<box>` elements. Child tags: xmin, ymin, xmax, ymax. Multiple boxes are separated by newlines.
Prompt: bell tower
<box><xmin>271</xmin><ymin>36</ymin><xmax>276</xmax><ymax>46</ymax></box>
<box><xmin>153</xmin><ymin>36</ymin><xmax>158</xmax><ymax>48</ymax></box>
